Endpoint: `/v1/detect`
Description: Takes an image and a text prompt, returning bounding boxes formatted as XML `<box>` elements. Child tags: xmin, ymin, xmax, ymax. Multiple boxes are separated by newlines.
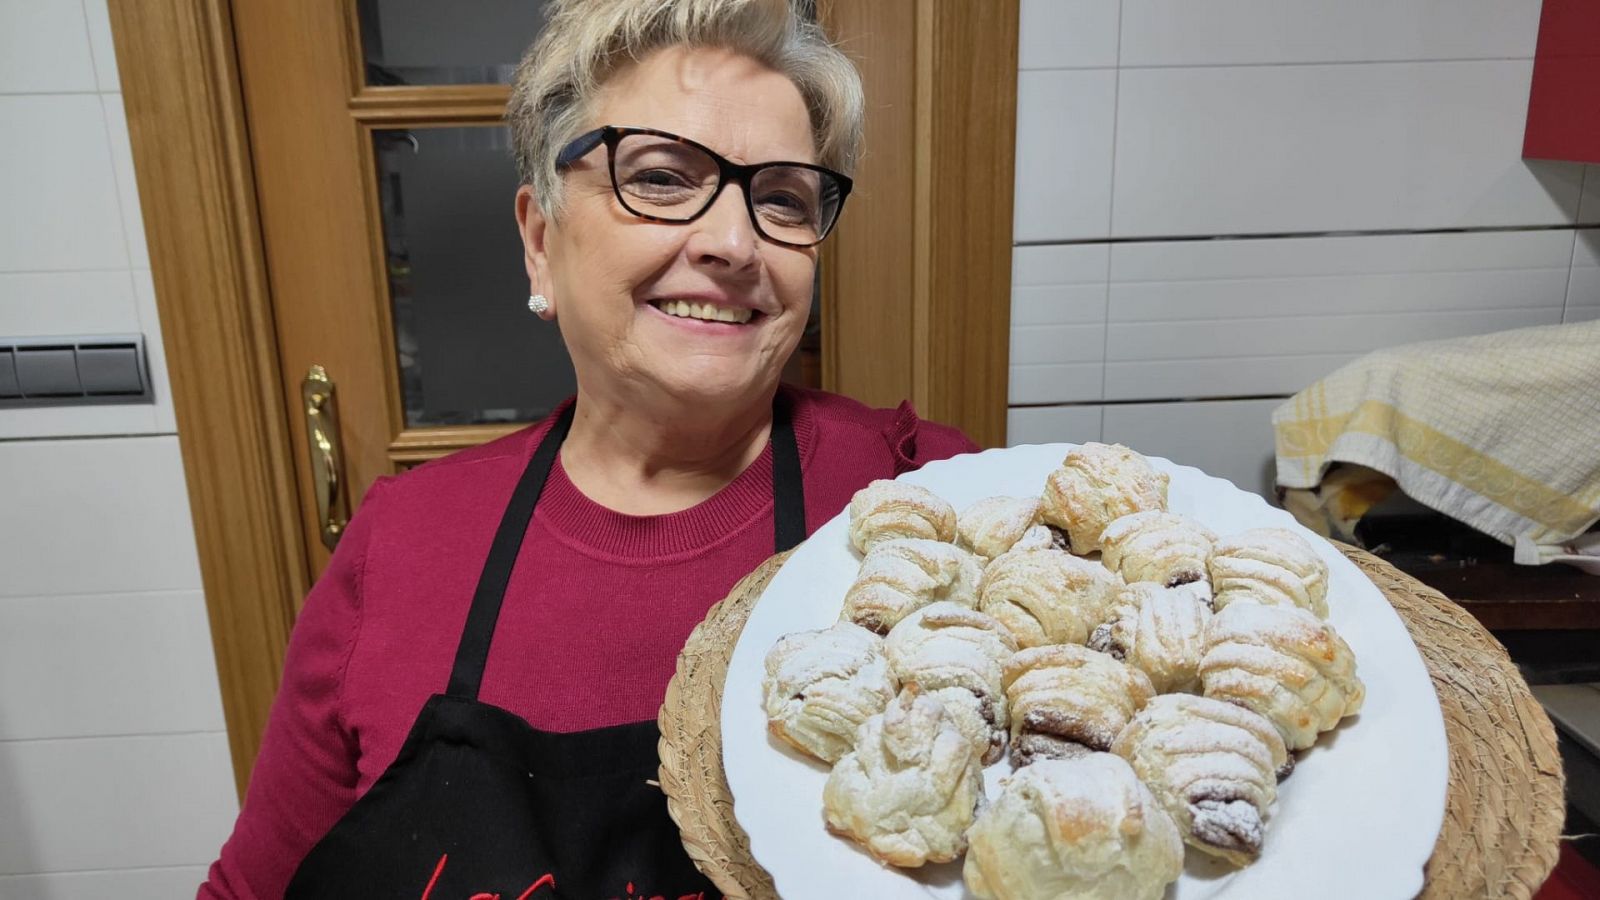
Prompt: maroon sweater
<box><xmin>200</xmin><ymin>387</ymin><xmax>977</xmax><ymax>899</ymax></box>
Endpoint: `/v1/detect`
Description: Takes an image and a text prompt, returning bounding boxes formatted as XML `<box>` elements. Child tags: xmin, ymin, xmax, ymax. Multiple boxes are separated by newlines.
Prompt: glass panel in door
<box><xmin>356</xmin><ymin>0</ymin><xmax>550</xmax><ymax>86</ymax></box>
<box><xmin>373</xmin><ymin>125</ymin><xmax>576</xmax><ymax>426</ymax></box>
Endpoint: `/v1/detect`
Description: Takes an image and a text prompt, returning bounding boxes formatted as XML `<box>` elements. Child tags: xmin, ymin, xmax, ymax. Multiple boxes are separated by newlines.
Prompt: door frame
<box><xmin>109</xmin><ymin>0</ymin><xmax>1016</xmax><ymax>795</ymax></box>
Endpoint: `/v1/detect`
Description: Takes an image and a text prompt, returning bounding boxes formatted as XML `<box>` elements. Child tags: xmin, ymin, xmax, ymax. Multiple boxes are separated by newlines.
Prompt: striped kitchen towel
<box><xmin>1273</xmin><ymin>321</ymin><xmax>1600</xmax><ymax>554</ymax></box>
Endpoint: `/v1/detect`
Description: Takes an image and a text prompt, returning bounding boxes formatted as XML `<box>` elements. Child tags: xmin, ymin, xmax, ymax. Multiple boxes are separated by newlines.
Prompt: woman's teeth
<box><xmin>655</xmin><ymin>299</ymin><xmax>754</xmax><ymax>324</ymax></box>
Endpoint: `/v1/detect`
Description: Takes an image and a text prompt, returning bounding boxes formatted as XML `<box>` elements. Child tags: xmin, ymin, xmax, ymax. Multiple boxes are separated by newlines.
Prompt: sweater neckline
<box><xmin>531</xmin><ymin>388</ymin><xmax>815</xmax><ymax>559</ymax></box>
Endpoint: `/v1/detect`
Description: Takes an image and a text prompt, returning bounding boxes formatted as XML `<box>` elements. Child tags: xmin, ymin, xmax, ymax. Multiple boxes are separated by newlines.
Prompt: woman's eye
<box><xmin>759</xmin><ymin>191</ymin><xmax>815</xmax><ymax>221</ymax></box>
<box><xmin>626</xmin><ymin>168</ymin><xmax>695</xmax><ymax>191</ymax></box>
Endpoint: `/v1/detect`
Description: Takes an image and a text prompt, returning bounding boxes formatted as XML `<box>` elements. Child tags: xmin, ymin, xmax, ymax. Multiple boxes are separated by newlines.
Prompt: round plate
<box><xmin>721</xmin><ymin>444</ymin><xmax>1448</xmax><ymax>899</ymax></box>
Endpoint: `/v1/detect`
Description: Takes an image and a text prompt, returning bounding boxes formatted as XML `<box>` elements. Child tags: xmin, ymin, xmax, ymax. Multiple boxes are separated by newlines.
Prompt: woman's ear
<box><xmin>515</xmin><ymin>185</ymin><xmax>556</xmax><ymax>320</ymax></box>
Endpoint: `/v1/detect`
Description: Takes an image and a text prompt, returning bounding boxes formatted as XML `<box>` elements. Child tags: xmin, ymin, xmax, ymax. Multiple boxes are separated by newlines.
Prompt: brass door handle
<box><xmin>302</xmin><ymin>365</ymin><xmax>350</xmax><ymax>550</ymax></box>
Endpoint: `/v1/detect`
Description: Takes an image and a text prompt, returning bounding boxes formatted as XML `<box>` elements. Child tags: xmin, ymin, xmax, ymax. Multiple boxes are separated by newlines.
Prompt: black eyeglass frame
<box><xmin>554</xmin><ymin>125</ymin><xmax>854</xmax><ymax>249</ymax></box>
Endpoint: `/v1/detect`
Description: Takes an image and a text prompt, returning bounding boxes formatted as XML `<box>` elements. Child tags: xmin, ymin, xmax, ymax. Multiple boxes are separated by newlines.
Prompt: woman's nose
<box><xmin>685</xmin><ymin>183</ymin><xmax>760</xmax><ymax>271</ymax></box>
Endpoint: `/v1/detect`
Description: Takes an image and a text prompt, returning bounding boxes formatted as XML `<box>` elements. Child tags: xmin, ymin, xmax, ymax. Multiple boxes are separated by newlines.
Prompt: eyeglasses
<box><xmin>554</xmin><ymin>125</ymin><xmax>852</xmax><ymax>248</ymax></box>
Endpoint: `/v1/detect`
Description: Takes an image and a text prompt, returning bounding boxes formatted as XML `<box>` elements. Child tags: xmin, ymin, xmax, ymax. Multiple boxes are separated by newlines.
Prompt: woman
<box><xmin>202</xmin><ymin>1</ymin><xmax>976</xmax><ymax>896</ymax></box>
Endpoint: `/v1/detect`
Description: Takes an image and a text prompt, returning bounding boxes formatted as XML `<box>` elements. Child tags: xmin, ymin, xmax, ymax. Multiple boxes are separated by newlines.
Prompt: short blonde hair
<box><xmin>508</xmin><ymin>0</ymin><xmax>864</xmax><ymax>216</ymax></box>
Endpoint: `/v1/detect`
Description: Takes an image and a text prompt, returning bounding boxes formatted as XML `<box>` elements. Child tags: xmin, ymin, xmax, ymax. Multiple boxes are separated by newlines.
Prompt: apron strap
<box><xmin>771</xmin><ymin>389</ymin><xmax>806</xmax><ymax>554</ymax></box>
<box><xmin>446</xmin><ymin>403</ymin><xmax>575</xmax><ymax>700</ymax></box>
<box><xmin>446</xmin><ymin>393</ymin><xmax>806</xmax><ymax>701</ymax></box>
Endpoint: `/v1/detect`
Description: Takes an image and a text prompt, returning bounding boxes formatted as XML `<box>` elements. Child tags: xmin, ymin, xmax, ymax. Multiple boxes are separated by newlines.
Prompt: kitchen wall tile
<box><xmin>0</xmin><ymin>436</ymin><xmax>201</xmax><ymax>598</ymax></box>
<box><xmin>1006</xmin><ymin>404</ymin><xmax>1103</xmax><ymax>446</ymax></box>
<box><xmin>1013</xmin><ymin>69</ymin><xmax>1117</xmax><ymax>242</ymax></box>
<box><xmin>1120</xmin><ymin>0</ymin><xmax>1541</xmax><ymax>67</ymax></box>
<box><xmin>1111</xmin><ymin>61</ymin><xmax>1582</xmax><ymax>237</ymax></box>
<box><xmin>0</xmin><ymin>95</ymin><xmax>127</xmax><ymax>272</ymax></box>
<box><xmin>0</xmin><ymin>590</ymin><xmax>223</xmax><ymax>741</ymax></box>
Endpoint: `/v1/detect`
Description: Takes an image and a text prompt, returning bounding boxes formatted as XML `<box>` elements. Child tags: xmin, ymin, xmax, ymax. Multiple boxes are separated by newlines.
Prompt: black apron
<box><xmin>285</xmin><ymin>395</ymin><xmax>805</xmax><ymax>899</ymax></box>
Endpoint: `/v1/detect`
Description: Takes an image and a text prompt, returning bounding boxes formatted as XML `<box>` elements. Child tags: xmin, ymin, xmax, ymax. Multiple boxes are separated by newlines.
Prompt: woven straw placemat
<box><xmin>658</xmin><ymin>544</ymin><xmax>1565</xmax><ymax>899</ymax></box>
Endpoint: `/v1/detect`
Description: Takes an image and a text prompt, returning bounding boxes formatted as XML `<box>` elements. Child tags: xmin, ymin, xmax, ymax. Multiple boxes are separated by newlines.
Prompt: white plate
<box><xmin>721</xmin><ymin>444</ymin><xmax>1448</xmax><ymax>899</ymax></box>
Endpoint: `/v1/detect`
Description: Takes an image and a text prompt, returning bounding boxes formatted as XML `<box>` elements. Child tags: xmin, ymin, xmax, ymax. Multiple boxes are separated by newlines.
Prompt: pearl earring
<box><xmin>528</xmin><ymin>294</ymin><xmax>549</xmax><ymax>316</ymax></box>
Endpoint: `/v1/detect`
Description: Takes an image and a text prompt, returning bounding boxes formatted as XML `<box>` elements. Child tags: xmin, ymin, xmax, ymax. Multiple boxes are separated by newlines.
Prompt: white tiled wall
<box><xmin>1008</xmin><ymin>0</ymin><xmax>1600</xmax><ymax>499</ymax></box>
<box><xmin>1008</xmin><ymin>403</ymin><xmax>1104</xmax><ymax>447</ymax></box>
<box><xmin>1009</xmin><ymin>244</ymin><xmax>1108</xmax><ymax>404</ymax></box>
<box><xmin>1571</xmin><ymin>228</ymin><xmax>1600</xmax><ymax>324</ymax></box>
<box><xmin>0</xmin><ymin>94</ymin><xmax>129</xmax><ymax>272</ymax></box>
<box><xmin>0</xmin><ymin>1</ymin><xmax>99</xmax><ymax>93</ymax></box>
<box><xmin>1581</xmin><ymin>166</ymin><xmax>1600</xmax><ymax>222</ymax></box>
<box><xmin>0</xmin><ymin>1</ymin><xmax>236</xmax><ymax>896</ymax></box>
<box><xmin>1101</xmin><ymin>398</ymin><xmax>1284</xmax><ymax>497</ymax></box>
<box><xmin>1014</xmin><ymin>70</ymin><xmax>1117</xmax><ymax>241</ymax></box>
<box><xmin>1110</xmin><ymin>61</ymin><xmax>1581</xmax><ymax>238</ymax></box>
<box><xmin>1117</xmin><ymin>0</ymin><xmax>1542</xmax><ymax>67</ymax></box>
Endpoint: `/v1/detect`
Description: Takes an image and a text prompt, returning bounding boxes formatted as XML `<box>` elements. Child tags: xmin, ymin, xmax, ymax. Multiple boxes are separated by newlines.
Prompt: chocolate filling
<box><xmin>1011</xmin><ymin>731</ymin><xmax>1092</xmax><ymax>767</ymax></box>
<box><xmin>1046</xmin><ymin>525</ymin><xmax>1071</xmax><ymax>551</ymax></box>
<box><xmin>1023</xmin><ymin>707</ymin><xmax>1112</xmax><ymax>747</ymax></box>
<box><xmin>1187</xmin><ymin>790</ymin><xmax>1263</xmax><ymax>857</ymax></box>
<box><xmin>974</xmin><ymin>692</ymin><xmax>997</xmax><ymax>728</ymax></box>
<box><xmin>1276</xmin><ymin>752</ymin><xmax>1297</xmax><ymax>781</ymax></box>
<box><xmin>1010</xmin><ymin>707</ymin><xmax>1111</xmax><ymax>766</ymax></box>
<box><xmin>852</xmin><ymin>613</ymin><xmax>890</xmax><ymax>636</ymax></box>
<box><xmin>1165</xmin><ymin>568</ymin><xmax>1204</xmax><ymax>588</ymax></box>
<box><xmin>1087</xmin><ymin>622</ymin><xmax>1125</xmax><ymax>660</ymax></box>
<box><xmin>973</xmin><ymin>691</ymin><xmax>1006</xmax><ymax>763</ymax></box>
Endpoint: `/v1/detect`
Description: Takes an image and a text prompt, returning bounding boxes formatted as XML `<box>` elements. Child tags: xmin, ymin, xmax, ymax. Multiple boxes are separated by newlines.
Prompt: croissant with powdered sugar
<box><xmin>762</xmin><ymin>621</ymin><xmax>898</xmax><ymax>764</ymax></box>
<box><xmin>884</xmin><ymin>601</ymin><xmax>1017</xmax><ymax>764</ymax></box>
<box><xmin>1002</xmin><ymin>643</ymin><xmax>1155</xmax><ymax>766</ymax></box>
<box><xmin>1089</xmin><ymin>581</ymin><xmax>1213</xmax><ymax>694</ymax></box>
<box><xmin>962</xmin><ymin>753</ymin><xmax>1183</xmax><ymax>900</ymax></box>
<box><xmin>1100</xmin><ymin>510</ymin><xmax>1217</xmax><ymax>589</ymax></box>
<box><xmin>823</xmin><ymin>688</ymin><xmax>985</xmax><ymax>867</ymax></box>
<box><xmin>1199</xmin><ymin>601</ymin><xmax>1364</xmax><ymax>751</ymax></box>
<box><xmin>1040</xmin><ymin>442</ymin><xmax>1169</xmax><ymax>555</ymax></box>
<box><xmin>1112</xmin><ymin>693</ymin><xmax>1289</xmax><ymax>866</ymax></box>
<box><xmin>978</xmin><ymin>547</ymin><xmax>1121</xmax><ymax>649</ymax></box>
<box><xmin>956</xmin><ymin>495</ymin><xmax>1054</xmax><ymax>562</ymax></box>
<box><xmin>841</xmin><ymin>538</ymin><xmax>983</xmax><ymax>635</ymax></box>
<box><xmin>847</xmin><ymin>479</ymin><xmax>957</xmax><ymax>554</ymax></box>
<box><xmin>1209</xmin><ymin>527</ymin><xmax>1331</xmax><ymax>618</ymax></box>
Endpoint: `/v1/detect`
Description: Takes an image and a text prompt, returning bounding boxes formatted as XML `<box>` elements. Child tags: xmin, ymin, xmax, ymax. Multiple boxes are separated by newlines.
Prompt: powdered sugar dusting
<box><xmin>957</xmin><ymin>495</ymin><xmax>1043</xmax><ymax>560</ymax></box>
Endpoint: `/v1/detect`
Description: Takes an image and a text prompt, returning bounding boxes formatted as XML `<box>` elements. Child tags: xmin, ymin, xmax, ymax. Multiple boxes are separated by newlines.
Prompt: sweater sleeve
<box><xmin>198</xmin><ymin>477</ymin><xmax>393</xmax><ymax>900</ymax></box>
<box><xmin>885</xmin><ymin>400</ymin><xmax>983</xmax><ymax>475</ymax></box>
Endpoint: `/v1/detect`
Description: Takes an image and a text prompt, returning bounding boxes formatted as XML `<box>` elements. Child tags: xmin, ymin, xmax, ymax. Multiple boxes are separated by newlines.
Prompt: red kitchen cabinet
<box><xmin>1524</xmin><ymin>0</ymin><xmax>1600</xmax><ymax>164</ymax></box>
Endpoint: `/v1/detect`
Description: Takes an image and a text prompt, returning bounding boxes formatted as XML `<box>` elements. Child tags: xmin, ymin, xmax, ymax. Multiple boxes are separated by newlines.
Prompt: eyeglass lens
<box><xmin>610</xmin><ymin>133</ymin><xmax>842</xmax><ymax>246</ymax></box>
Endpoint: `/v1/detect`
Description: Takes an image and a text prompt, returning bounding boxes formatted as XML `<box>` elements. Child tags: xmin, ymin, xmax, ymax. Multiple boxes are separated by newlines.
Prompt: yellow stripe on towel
<box><xmin>1277</xmin><ymin>399</ymin><xmax>1597</xmax><ymax>537</ymax></box>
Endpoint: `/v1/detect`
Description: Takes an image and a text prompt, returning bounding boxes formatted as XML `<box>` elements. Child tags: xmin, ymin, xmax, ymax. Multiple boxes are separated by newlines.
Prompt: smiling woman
<box><xmin>518</xmin><ymin>45</ymin><xmax>857</xmax><ymax>512</ymax></box>
<box><xmin>514</xmin><ymin>43</ymin><xmax>848</xmax><ymax>517</ymax></box>
<box><xmin>198</xmin><ymin>2</ymin><xmax>978</xmax><ymax>898</ymax></box>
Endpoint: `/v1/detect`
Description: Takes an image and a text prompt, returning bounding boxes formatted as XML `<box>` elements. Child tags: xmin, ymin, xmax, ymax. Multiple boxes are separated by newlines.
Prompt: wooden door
<box><xmin>233</xmin><ymin>1</ymin><xmax>559</xmax><ymax>580</ymax></box>
<box><xmin>111</xmin><ymin>0</ymin><xmax>1015</xmax><ymax>792</ymax></box>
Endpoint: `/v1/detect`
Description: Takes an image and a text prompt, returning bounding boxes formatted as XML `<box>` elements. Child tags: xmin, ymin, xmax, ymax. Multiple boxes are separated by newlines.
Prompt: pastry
<box><xmin>978</xmin><ymin>547</ymin><xmax>1121</xmax><ymax>648</ymax></box>
<box><xmin>822</xmin><ymin>687</ymin><xmax>985</xmax><ymax>867</ymax></box>
<box><xmin>885</xmin><ymin>601</ymin><xmax>1017</xmax><ymax>764</ymax></box>
<box><xmin>848</xmin><ymin>479</ymin><xmax>957</xmax><ymax>554</ymax></box>
<box><xmin>1199</xmin><ymin>601</ymin><xmax>1364</xmax><ymax>750</ymax></box>
<box><xmin>1040</xmin><ymin>443</ymin><xmax>1170</xmax><ymax>555</ymax></box>
<box><xmin>762</xmin><ymin>621</ymin><xmax>899</xmax><ymax>764</ymax></box>
<box><xmin>1112</xmin><ymin>694</ymin><xmax>1289</xmax><ymax>866</ymax></box>
<box><xmin>1100</xmin><ymin>510</ymin><xmax>1217</xmax><ymax>588</ymax></box>
<box><xmin>1210</xmin><ymin>527</ymin><xmax>1331</xmax><ymax>618</ymax></box>
<box><xmin>957</xmin><ymin>495</ymin><xmax>1053</xmax><ymax>562</ymax></box>
<box><xmin>841</xmin><ymin>538</ymin><xmax>983</xmax><ymax>635</ymax></box>
<box><xmin>963</xmin><ymin>753</ymin><xmax>1183</xmax><ymax>900</ymax></box>
<box><xmin>1088</xmin><ymin>581</ymin><xmax>1213</xmax><ymax>694</ymax></box>
<box><xmin>1002</xmin><ymin>643</ymin><xmax>1155</xmax><ymax>766</ymax></box>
